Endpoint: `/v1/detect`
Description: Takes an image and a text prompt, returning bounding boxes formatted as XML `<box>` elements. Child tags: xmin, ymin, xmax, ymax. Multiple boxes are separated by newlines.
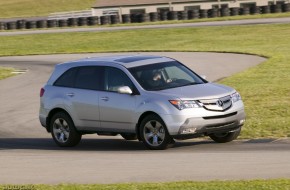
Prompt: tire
<box><xmin>50</xmin><ymin>112</ymin><xmax>82</xmax><ymax>147</ymax></box>
<box><xmin>209</xmin><ymin>128</ymin><xmax>241</xmax><ymax>143</ymax></box>
<box><xmin>139</xmin><ymin>114</ymin><xmax>174</xmax><ymax>150</ymax></box>
<box><xmin>120</xmin><ymin>133</ymin><xmax>138</xmax><ymax>140</ymax></box>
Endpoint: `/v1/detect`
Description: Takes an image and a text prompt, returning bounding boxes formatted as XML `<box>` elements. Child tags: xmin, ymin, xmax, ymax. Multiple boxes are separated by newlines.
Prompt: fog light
<box><xmin>181</xmin><ymin>128</ymin><xmax>197</xmax><ymax>134</ymax></box>
<box><xmin>239</xmin><ymin>119</ymin><xmax>245</xmax><ymax>125</ymax></box>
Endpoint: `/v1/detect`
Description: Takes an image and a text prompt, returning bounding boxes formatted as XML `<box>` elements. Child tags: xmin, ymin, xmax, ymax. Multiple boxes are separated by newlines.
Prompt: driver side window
<box><xmin>104</xmin><ymin>67</ymin><xmax>134</xmax><ymax>92</ymax></box>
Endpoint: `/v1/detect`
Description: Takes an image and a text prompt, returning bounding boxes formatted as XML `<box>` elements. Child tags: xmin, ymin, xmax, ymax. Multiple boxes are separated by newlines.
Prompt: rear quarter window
<box><xmin>54</xmin><ymin>68</ymin><xmax>77</xmax><ymax>88</ymax></box>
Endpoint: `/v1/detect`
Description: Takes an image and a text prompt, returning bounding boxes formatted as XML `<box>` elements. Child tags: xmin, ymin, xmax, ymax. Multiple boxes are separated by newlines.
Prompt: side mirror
<box><xmin>117</xmin><ymin>86</ymin><xmax>133</xmax><ymax>95</ymax></box>
<box><xmin>200</xmin><ymin>75</ymin><xmax>207</xmax><ymax>80</ymax></box>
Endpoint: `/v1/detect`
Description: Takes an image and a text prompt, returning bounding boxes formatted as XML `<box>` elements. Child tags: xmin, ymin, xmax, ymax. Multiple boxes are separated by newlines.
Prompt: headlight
<box><xmin>231</xmin><ymin>92</ymin><xmax>242</xmax><ymax>103</ymax></box>
<box><xmin>169</xmin><ymin>100</ymin><xmax>201</xmax><ymax>110</ymax></box>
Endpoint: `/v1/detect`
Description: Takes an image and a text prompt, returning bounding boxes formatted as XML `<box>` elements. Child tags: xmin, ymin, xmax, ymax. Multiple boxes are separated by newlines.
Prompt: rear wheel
<box><xmin>139</xmin><ymin>114</ymin><xmax>174</xmax><ymax>150</ymax></box>
<box><xmin>209</xmin><ymin>128</ymin><xmax>241</xmax><ymax>143</ymax></box>
<box><xmin>50</xmin><ymin>112</ymin><xmax>82</xmax><ymax>147</ymax></box>
<box><xmin>120</xmin><ymin>133</ymin><xmax>138</xmax><ymax>140</ymax></box>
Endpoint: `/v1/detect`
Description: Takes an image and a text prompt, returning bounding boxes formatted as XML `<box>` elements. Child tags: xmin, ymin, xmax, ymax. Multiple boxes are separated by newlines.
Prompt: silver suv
<box><xmin>39</xmin><ymin>55</ymin><xmax>245</xmax><ymax>150</ymax></box>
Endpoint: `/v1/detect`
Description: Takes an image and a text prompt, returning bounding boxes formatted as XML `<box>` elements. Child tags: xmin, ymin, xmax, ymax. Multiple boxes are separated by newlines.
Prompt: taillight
<box><xmin>40</xmin><ymin>88</ymin><xmax>45</xmax><ymax>97</ymax></box>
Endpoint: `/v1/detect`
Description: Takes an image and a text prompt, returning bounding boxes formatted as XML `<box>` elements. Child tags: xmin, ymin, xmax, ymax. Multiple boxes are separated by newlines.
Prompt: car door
<box><xmin>64</xmin><ymin>66</ymin><xmax>102</xmax><ymax>130</ymax></box>
<box><xmin>98</xmin><ymin>67</ymin><xmax>137</xmax><ymax>132</ymax></box>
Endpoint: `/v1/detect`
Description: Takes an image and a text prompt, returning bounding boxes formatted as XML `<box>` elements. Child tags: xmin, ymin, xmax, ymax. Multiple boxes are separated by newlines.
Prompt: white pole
<box><xmin>119</xmin><ymin>7</ymin><xmax>123</xmax><ymax>23</ymax></box>
<box><xmin>169</xmin><ymin>2</ymin><xmax>172</xmax><ymax>11</ymax></box>
<box><xmin>217</xmin><ymin>0</ymin><xmax>221</xmax><ymax>17</ymax></box>
<box><xmin>217</xmin><ymin>0</ymin><xmax>221</xmax><ymax>9</ymax></box>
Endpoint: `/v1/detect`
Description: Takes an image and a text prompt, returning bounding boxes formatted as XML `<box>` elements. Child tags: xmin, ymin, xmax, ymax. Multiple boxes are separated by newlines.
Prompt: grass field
<box><xmin>0</xmin><ymin>67</ymin><xmax>14</xmax><ymax>80</ymax></box>
<box><xmin>0</xmin><ymin>23</ymin><xmax>290</xmax><ymax>138</ymax></box>
<box><xmin>0</xmin><ymin>0</ymin><xmax>95</xmax><ymax>18</ymax></box>
<box><xmin>1</xmin><ymin>179</ymin><xmax>290</xmax><ymax>190</ymax></box>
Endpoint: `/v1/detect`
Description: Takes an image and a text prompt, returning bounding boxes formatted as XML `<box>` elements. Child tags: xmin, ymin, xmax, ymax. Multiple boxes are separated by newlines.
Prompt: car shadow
<box><xmin>0</xmin><ymin>138</ymin><xmax>216</xmax><ymax>152</ymax></box>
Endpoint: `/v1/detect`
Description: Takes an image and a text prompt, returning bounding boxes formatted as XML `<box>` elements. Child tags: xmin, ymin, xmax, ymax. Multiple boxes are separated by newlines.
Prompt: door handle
<box><xmin>66</xmin><ymin>93</ymin><xmax>75</xmax><ymax>97</ymax></box>
<box><xmin>101</xmin><ymin>97</ymin><xmax>109</xmax><ymax>101</ymax></box>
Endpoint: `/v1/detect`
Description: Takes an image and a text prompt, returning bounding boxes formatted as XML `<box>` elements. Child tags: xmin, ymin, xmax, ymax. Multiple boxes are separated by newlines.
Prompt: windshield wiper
<box><xmin>178</xmin><ymin>82</ymin><xmax>200</xmax><ymax>87</ymax></box>
<box><xmin>148</xmin><ymin>82</ymin><xmax>202</xmax><ymax>91</ymax></box>
<box><xmin>150</xmin><ymin>87</ymin><xmax>167</xmax><ymax>91</ymax></box>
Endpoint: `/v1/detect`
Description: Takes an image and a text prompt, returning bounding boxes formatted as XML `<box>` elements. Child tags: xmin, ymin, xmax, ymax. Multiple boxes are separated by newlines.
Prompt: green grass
<box><xmin>1</xmin><ymin>179</ymin><xmax>290</xmax><ymax>190</ymax></box>
<box><xmin>0</xmin><ymin>67</ymin><xmax>15</xmax><ymax>80</ymax></box>
<box><xmin>0</xmin><ymin>0</ymin><xmax>95</xmax><ymax>18</ymax></box>
<box><xmin>0</xmin><ymin>23</ymin><xmax>290</xmax><ymax>138</ymax></box>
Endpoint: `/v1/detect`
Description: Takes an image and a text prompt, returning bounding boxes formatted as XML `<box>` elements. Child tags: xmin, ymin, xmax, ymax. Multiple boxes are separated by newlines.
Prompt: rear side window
<box><xmin>75</xmin><ymin>67</ymin><xmax>102</xmax><ymax>90</ymax></box>
<box><xmin>54</xmin><ymin>68</ymin><xmax>77</xmax><ymax>88</ymax></box>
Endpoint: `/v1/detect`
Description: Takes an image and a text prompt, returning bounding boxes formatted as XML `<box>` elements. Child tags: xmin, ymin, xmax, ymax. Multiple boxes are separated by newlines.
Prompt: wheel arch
<box><xmin>135</xmin><ymin>111</ymin><xmax>164</xmax><ymax>141</ymax></box>
<box><xmin>46</xmin><ymin>108</ymin><xmax>73</xmax><ymax>132</ymax></box>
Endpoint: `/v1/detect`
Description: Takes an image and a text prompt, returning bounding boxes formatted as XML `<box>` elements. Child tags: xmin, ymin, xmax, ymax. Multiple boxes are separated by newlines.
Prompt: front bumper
<box><xmin>161</xmin><ymin>108</ymin><xmax>246</xmax><ymax>138</ymax></box>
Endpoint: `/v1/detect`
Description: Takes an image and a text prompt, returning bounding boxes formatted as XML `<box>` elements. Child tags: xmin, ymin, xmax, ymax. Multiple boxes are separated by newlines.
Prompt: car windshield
<box><xmin>129</xmin><ymin>61</ymin><xmax>206</xmax><ymax>91</ymax></box>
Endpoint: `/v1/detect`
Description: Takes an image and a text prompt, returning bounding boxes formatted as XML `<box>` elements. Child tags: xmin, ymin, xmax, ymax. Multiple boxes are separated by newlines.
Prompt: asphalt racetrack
<box><xmin>1</xmin><ymin>52</ymin><xmax>290</xmax><ymax>184</ymax></box>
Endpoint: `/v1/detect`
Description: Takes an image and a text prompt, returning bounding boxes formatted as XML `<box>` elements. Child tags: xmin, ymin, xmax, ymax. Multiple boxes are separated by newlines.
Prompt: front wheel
<box><xmin>209</xmin><ymin>128</ymin><xmax>241</xmax><ymax>143</ymax></box>
<box><xmin>139</xmin><ymin>114</ymin><xmax>174</xmax><ymax>150</ymax></box>
<box><xmin>50</xmin><ymin>112</ymin><xmax>82</xmax><ymax>147</ymax></box>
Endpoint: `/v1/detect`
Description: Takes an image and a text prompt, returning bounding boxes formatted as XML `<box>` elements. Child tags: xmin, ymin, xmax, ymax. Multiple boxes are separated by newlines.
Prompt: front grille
<box><xmin>203</xmin><ymin>112</ymin><xmax>237</xmax><ymax>120</ymax></box>
<box><xmin>198</xmin><ymin>95</ymin><xmax>232</xmax><ymax>112</ymax></box>
<box><xmin>205</xmin><ymin>121</ymin><xmax>236</xmax><ymax>129</ymax></box>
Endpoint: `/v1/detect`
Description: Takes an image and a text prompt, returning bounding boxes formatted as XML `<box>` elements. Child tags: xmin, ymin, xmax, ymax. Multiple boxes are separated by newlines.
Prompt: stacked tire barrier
<box><xmin>188</xmin><ymin>9</ymin><xmax>199</xmax><ymax>19</ymax></box>
<box><xmin>221</xmin><ymin>8</ymin><xmax>230</xmax><ymax>17</ymax></box>
<box><xmin>230</xmin><ymin>8</ymin><xmax>240</xmax><ymax>16</ymax></box>
<box><xmin>149</xmin><ymin>12</ymin><xmax>158</xmax><ymax>22</ymax></box>
<box><xmin>200</xmin><ymin>10</ymin><xmax>208</xmax><ymax>18</ymax></box>
<box><xmin>168</xmin><ymin>11</ymin><xmax>178</xmax><ymax>20</ymax></box>
<box><xmin>78</xmin><ymin>17</ymin><xmax>87</xmax><ymax>26</ymax></box>
<box><xmin>47</xmin><ymin>20</ymin><xmax>57</xmax><ymax>28</ymax></box>
<box><xmin>17</xmin><ymin>20</ymin><xmax>26</xmax><ymax>29</ymax></box>
<box><xmin>261</xmin><ymin>6</ymin><xmax>271</xmax><ymax>14</ymax></box>
<box><xmin>7</xmin><ymin>22</ymin><xmax>17</xmax><ymax>30</ymax></box>
<box><xmin>140</xmin><ymin>13</ymin><xmax>150</xmax><ymax>23</ymax></box>
<box><xmin>159</xmin><ymin>12</ymin><xmax>168</xmax><ymax>21</ymax></box>
<box><xmin>88</xmin><ymin>16</ymin><xmax>99</xmax><ymax>26</ymax></box>
<box><xmin>283</xmin><ymin>4</ymin><xmax>290</xmax><ymax>12</ymax></box>
<box><xmin>1</xmin><ymin>4</ymin><xmax>290</xmax><ymax>31</ymax></box>
<box><xmin>68</xmin><ymin>18</ymin><xmax>78</xmax><ymax>26</ymax></box>
<box><xmin>271</xmin><ymin>4</ymin><xmax>282</xmax><ymax>13</ymax></box>
<box><xmin>58</xmin><ymin>20</ymin><xmax>68</xmax><ymax>27</ymax></box>
<box><xmin>179</xmin><ymin>11</ymin><xmax>188</xmax><ymax>20</ymax></box>
<box><xmin>26</xmin><ymin>21</ymin><xmax>37</xmax><ymax>29</ymax></box>
<box><xmin>209</xmin><ymin>9</ymin><xmax>218</xmax><ymax>18</ymax></box>
<box><xmin>100</xmin><ymin>16</ymin><xmax>110</xmax><ymax>25</ymax></box>
<box><xmin>0</xmin><ymin>22</ymin><xmax>6</xmax><ymax>30</ymax></box>
<box><xmin>241</xmin><ymin>7</ymin><xmax>250</xmax><ymax>15</ymax></box>
<box><xmin>122</xmin><ymin>14</ymin><xmax>131</xmax><ymax>23</ymax></box>
<box><xmin>250</xmin><ymin>6</ymin><xmax>261</xmax><ymax>15</ymax></box>
<box><xmin>37</xmin><ymin>20</ymin><xmax>47</xmax><ymax>28</ymax></box>
<box><xmin>130</xmin><ymin>14</ymin><xmax>139</xmax><ymax>23</ymax></box>
<box><xmin>111</xmin><ymin>15</ymin><xmax>120</xmax><ymax>24</ymax></box>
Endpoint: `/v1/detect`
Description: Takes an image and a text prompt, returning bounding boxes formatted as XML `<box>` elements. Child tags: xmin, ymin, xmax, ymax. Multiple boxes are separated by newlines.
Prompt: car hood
<box><xmin>159</xmin><ymin>83</ymin><xmax>235</xmax><ymax>100</ymax></box>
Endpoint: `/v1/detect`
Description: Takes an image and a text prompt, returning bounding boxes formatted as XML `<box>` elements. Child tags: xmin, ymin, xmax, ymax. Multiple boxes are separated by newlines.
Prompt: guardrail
<box><xmin>48</xmin><ymin>10</ymin><xmax>93</xmax><ymax>20</ymax></box>
<box><xmin>0</xmin><ymin>4</ymin><xmax>289</xmax><ymax>31</ymax></box>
